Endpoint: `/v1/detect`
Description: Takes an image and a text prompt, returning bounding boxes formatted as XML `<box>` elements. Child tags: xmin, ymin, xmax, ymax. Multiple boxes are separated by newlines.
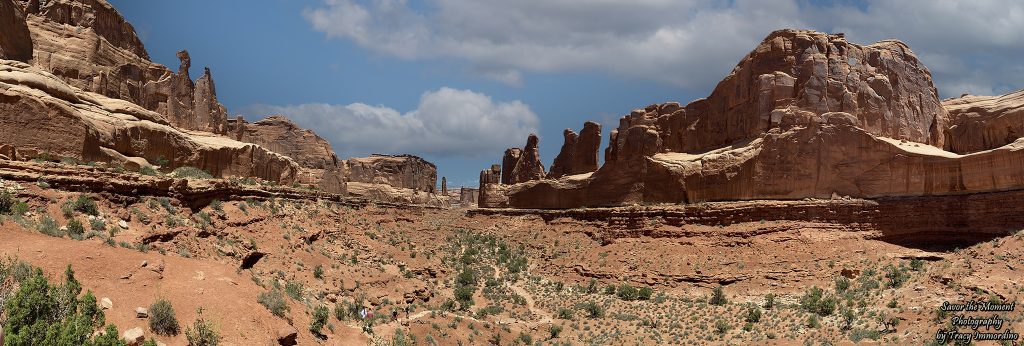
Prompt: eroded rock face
<box><xmin>507</xmin><ymin>116</ymin><xmax>1024</xmax><ymax>208</ymax></box>
<box><xmin>459</xmin><ymin>187</ymin><xmax>478</xmax><ymax>206</ymax></box>
<box><xmin>548</xmin><ymin>121</ymin><xmax>601</xmax><ymax>179</ymax></box>
<box><xmin>346</xmin><ymin>155</ymin><xmax>437</xmax><ymax>193</ymax></box>
<box><xmin>144</xmin><ymin>51</ymin><xmax>229</xmax><ymax>134</ymax></box>
<box><xmin>478</xmin><ymin>164</ymin><xmax>506</xmax><ymax>208</ymax></box>
<box><xmin>225</xmin><ymin>115</ymin><xmax>345</xmax><ymax>193</ymax></box>
<box><xmin>943</xmin><ymin>90</ymin><xmax>1024</xmax><ymax>154</ymax></box>
<box><xmin>0</xmin><ymin>60</ymin><xmax>298</xmax><ymax>183</ymax></box>
<box><xmin>229</xmin><ymin>116</ymin><xmax>340</xmax><ymax>170</ymax></box>
<box><xmin>606</xmin><ymin>29</ymin><xmax>947</xmax><ymax>166</ymax></box>
<box><xmin>18</xmin><ymin>0</ymin><xmax>166</xmax><ymax>107</ymax></box>
<box><xmin>509</xmin><ymin>134</ymin><xmax>545</xmax><ymax>184</ymax></box>
<box><xmin>500</xmin><ymin>148</ymin><xmax>521</xmax><ymax>185</ymax></box>
<box><xmin>486</xmin><ymin>29</ymin><xmax>994</xmax><ymax>209</ymax></box>
<box><xmin>0</xmin><ymin>0</ymin><xmax>32</xmax><ymax>62</ymax></box>
<box><xmin>17</xmin><ymin>0</ymin><xmax>230</xmax><ymax>134</ymax></box>
<box><xmin>20</xmin><ymin>0</ymin><xmax>148</xmax><ymax>59</ymax></box>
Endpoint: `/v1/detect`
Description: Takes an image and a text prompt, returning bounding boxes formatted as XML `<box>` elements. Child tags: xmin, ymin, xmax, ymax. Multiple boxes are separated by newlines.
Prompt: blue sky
<box><xmin>109</xmin><ymin>0</ymin><xmax>1024</xmax><ymax>188</ymax></box>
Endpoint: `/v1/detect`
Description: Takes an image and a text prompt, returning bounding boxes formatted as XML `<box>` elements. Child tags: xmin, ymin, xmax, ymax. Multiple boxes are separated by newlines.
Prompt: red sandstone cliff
<box><xmin>482</xmin><ymin>29</ymin><xmax>1024</xmax><ymax>209</ymax></box>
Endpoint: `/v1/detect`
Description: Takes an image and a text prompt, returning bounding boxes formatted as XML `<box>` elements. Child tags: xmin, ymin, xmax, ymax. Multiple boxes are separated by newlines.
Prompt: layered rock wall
<box><xmin>226</xmin><ymin>115</ymin><xmax>346</xmax><ymax>193</ymax></box>
<box><xmin>486</xmin><ymin>29</ymin><xmax>1024</xmax><ymax>209</ymax></box>
<box><xmin>943</xmin><ymin>90</ymin><xmax>1024</xmax><ymax>154</ymax></box>
<box><xmin>0</xmin><ymin>60</ymin><xmax>298</xmax><ymax>183</ymax></box>
<box><xmin>346</xmin><ymin>154</ymin><xmax>437</xmax><ymax>193</ymax></box>
<box><xmin>509</xmin><ymin>134</ymin><xmax>545</xmax><ymax>184</ymax></box>
<box><xmin>548</xmin><ymin>121</ymin><xmax>601</xmax><ymax>179</ymax></box>
<box><xmin>0</xmin><ymin>0</ymin><xmax>32</xmax><ymax>62</ymax></box>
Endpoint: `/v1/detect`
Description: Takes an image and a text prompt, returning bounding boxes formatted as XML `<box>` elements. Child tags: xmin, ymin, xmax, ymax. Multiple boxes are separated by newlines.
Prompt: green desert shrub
<box><xmin>3</xmin><ymin>265</ymin><xmax>124</xmax><ymax>346</ymax></box>
<box><xmin>310</xmin><ymin>305</ymin><xmax>329</xmax><ymax>336</ymax></box>
<box><xmin>73</xmin><ymin>195</ymin><xmax>99</xmax><ymax>216</ymax></box>
<box><xmin>149</xmin><ymin>299</ymin><xmax>181</xmax><ymax>335</ymax></box>
<box><xmin>638</xmin><ymin>286</ymin><xmax>653</xmax><ymax>300</ymax></box>
<box><xmin>0</xmin><ymin>190</ymin><xmax>13</xmax><ymax>214</ymax></box>
<box><xmin>800</xmin><ymin>286</ymin><xmax>837</xmax><ymax>316</ymax></box>
<box><xmin>710</xmin><ymin>285</ymin><xmax>727</xmax><ymax>306</ymax></box>
<box><xmin>258</xmin><ymin>290</ymin><xmax>289</xmax><ymax>317</ymax></box>
<box><xmin>184</xmin><ymin>308</ymin><xmax>220</xmax><ymax>346</ymax></box>
<box><xmin>67</xmin><ymin>219</ymin><xmax>85</xmax><ymax>238</ymax></box>
<box><xmin>616</xmin><ymin>284</ymin><xmax>639</xmax><ymax>301</ymax></box>
<box><xmin>171</xmin><ymin>166</ymin><xmax>214</xmax><ymax>179</ymax></box>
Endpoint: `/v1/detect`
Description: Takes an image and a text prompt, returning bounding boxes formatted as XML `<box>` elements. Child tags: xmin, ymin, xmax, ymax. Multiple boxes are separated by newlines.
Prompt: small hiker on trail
<box><xmin>391</xmin><ymin>309</ymin><xmax>398</xmax><ymax>322</ymax></box>
<box><xmin>359</xmin><ymin>307</ymin><xmax>367</xmax><ymax>320</ymax></box>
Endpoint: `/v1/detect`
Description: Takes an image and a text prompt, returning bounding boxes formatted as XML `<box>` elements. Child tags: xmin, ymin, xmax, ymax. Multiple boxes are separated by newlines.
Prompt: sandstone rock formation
<box><xmin>943</xmin><ymin>90</ymin><xmax>1024</xmax><ymax>154</ymax></box>
<box><xmin>459</xmin><ymin>187</ymin><xmax>478</xmax><ymax>206</ymax></box>
<box><xmin>509</xmin><ymin>134</ymin><xmax>546</xmax><ymax>184</ymax></box>
<box><xmin>548</xmin><ymin>121</ymin><xmax>601</xmax><ymax>179</ymax></box>
<box><xmin>441</xmin><ymin>176</ymin><xmax>447</xmax><ymax>195</ymax></box>
<box><xmin>345</xmin><ymin>182</ymin><xmax>447</xmax><ymax>206</ymax></box>
<box><xmin>17</xmin><ymin>0</ymin><xmax>162</xmax><ymax>106</ymax></box>
<box><xmin>143</xmin><ymin>51</ymin><xmax>228</xmax><ymax>134</ymax></box>
<box><xmin>14</xmin><ymin>0</ymin><xmax>230</xmax><ymax>134</ymax></box>
<box><xmin>0</xmin><ymin>0</ymin><xmax>32</xmax><ymax>62</ymax></box>
<box><xmin>478</xmin><ymin>164</ymin><xmax>506</xmax><ymax>208</ymax></box>
<box><xmin>346</xmin><ymin>154</ymin><xmax>436</xmax><ymax>193</ymax></box>
<box><xmin>485</xmin><ymin>29</ymin><xmax>1024</xmax><ymax>209</ymax></box>
<box><xmin>604</xmin><ymin>29</ymin><xmax>947</xmax><ymax>165</ymax></box>
<box><xmin>500</xmin><ymin>148</ymin><xmax>521</xmax><ymax>185</ymax></box>
<box><xmin>226</xmin><ymin>115</ymin><xmax>345</xmax><ymax>193</ymax></box>
<box><xmin>0</xmin><ymin>60</ymin><xmax>298</xmax><ymax>183</ymax></box>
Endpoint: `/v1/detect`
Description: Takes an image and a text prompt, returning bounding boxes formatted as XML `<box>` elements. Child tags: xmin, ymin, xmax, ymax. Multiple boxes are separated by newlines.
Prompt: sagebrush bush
<box><xmin>171</xmin><ymin>166</ymin><xmax>214</xmax><ymax>179</ymax></box>
<box><xmin>73</xmin><ymin>195</ymin><xmax>99</xmax><ymax>216</ymax></box>
<box><xmin>67</xmin><ymin>219</ymin><xmax>85</xmax><ymax>237</ymax></box>
<box><xmin>616</xmin><ymin>284</ymin><xmax>639</xmax><ymax>301</ymax></box>
<box><xmin>185</xmin><ymin>308</ymin><xmax>220</xmax><ymax>346</ymax></box>
<box><xmin>258</xmin><ymin>290</ymin><xmax>289</xmax><ymax>317</ymax></box>
<box><xmin>310</xmin><ymin>305</ymin><xmax>329</xmax><ymax>336</ymax></box>
<box><xmin>37</xmin><ymin>215</ymin><xmax>62</xmax><ymax>237</ymax></box>
<box><xmin>149</xmin><ymin>299</ymin><xmax>181</xmax><ymax>335</ymax></box>
<box><xmin>284</xmin><ymin>280</ymin><xmax>303</xmax><ymax>300</ymax></box>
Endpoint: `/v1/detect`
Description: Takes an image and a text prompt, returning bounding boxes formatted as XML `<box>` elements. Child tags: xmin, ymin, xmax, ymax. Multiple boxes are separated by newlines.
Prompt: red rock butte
<box><xmin>479</xmin><ymin>29</ymin><xmax>1024</xmax><ymax>209</ymax></box>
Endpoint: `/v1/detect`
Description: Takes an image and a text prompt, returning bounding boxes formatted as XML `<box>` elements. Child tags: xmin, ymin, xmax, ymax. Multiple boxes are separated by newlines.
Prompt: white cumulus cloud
<box><xmin>303</xmin><ymin>0</ymin><xmax>1024</xmax><ymax>96</ymax></box>
<box><xmin>243</xmin><ymin>87</ymin><xmax>539</xmax><ymax>158</ymax></box>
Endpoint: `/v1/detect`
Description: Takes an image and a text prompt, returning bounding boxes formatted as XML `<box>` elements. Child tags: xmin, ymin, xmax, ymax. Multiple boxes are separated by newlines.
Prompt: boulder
<box><xmin>135</xmin><ymin>307</ymin><xmax>148</xmax><ymax>318</ymax></box>
<box><xmin>100</xmin><ymin>297</ymin><xmax>112</xmax><ymax>309</ymax></box>
<box><xmin>122</xmin><ymin>327</ymin><xmax>144</xmax><ymax>345</ymax></box>
<box><xmin>276</xmin><ymin>325</ymin><xmax>298</xmax><ymax>346</ymax></box>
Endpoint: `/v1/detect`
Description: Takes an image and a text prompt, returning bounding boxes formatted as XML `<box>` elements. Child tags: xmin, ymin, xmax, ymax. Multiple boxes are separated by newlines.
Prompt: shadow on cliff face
<box><xmin>877</xmin><ymin>230</ymin><xmax>1012</xmax><ymax>252</ymax></box>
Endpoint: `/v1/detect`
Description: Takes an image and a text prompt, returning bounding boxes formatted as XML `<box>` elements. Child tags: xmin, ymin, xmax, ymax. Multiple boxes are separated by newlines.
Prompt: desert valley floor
<box><xmin>0</xmin><ymin>160</ymin><xmax>1021</xmax><ymax>345</ymax></box>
